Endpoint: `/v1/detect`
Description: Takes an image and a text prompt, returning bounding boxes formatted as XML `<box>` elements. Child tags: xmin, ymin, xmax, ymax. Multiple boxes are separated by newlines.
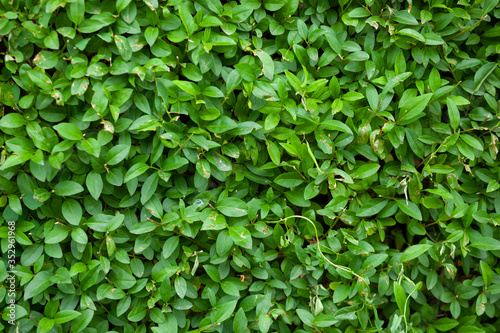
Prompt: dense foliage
<box><xmin>1</xmin><ymin>0</ymin><xmax>500</xmax><ymax>332</ymax></box>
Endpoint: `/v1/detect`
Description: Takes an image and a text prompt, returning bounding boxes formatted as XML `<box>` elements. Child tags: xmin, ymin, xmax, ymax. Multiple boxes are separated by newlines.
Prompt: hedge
<box><xmin>1</xmin><ymin>0</ymin><xmax>500</xmax><ymax>332</ymax></box>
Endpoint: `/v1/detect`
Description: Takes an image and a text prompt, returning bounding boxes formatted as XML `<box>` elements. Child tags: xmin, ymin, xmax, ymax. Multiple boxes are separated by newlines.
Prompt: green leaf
<box><xmin>44</xmin><ymin>30</ymin><xmax>60</xmax><ymax>49</ymax></box>
<box><xmin>304</xmin><ymin>182</ymin><xmax>320</xmax><ymax>200</ymax></box>
<box><xmin>86</xmin><ymin>171</ymin><xmax>103</xmax><ymax>200</ymax></box>
<box><xmin>173</xmin><ymin>80</ymin><xmax>200</xmax><ymax>96</ymax></box>
<box><xmin>199</xmin><ymin>107</ymin><xmax>220</xmax><ymax>121</ymax></box>
<box><xmin>70</xmin><ymin>309</ymin><xmax>93</xmax><ymax>332</ymax></box>
<box><xmin>62</xmin><ymin>199</ymin><xmax>82</xmax><ymax>225</ymax></box>
<box><xmin>362</xmin><ymin>253</ymin><xmax>388</xmax><ymax>270</ymax></box>
<box><xmin>353</xmin><ymin>164</ymin><xmax>380</xmax><ymax>179</ymax></box>
<box><xmin>480</xmin><ymin>261</ymin><xmax>493</xmax><ymax>287</ymax></box>
<box><xmin>19</xmin><ymin>95</ymin><xmax>35</xmax><ymax>109</ymax></box>
<box><xmin>54</xmin><ymin>310</ymin><xmax>81</xmax><ymax>324</ymax></box>
<box><xmin>54</xmin><ymin>181</ymin><xmax>84</xmax><ymax>196</ymax></box>
<box><xmin>221</xmin><ymin>280</ymin><xmax>240</xmax><ymax>296</ymax></box>
<box><xmin>81</xmin><ymin>138</ymin><xmax>101</xmax><ymax>157</ymax></box>
<box><xmin>24</xmin><ymin>271</ymin><xmax>52</xmax><ymax>299</ymax></box>
<box><xmin>346</xmin><ymin>51</ymin><xmax>370</xmax><ymax>61</ymax></box>
<box><xmin>214</xmin><ymin>299</ymin><xmax>238</xmax><ymax>323</ymax></box>
<box><xmin>393</xmin><ymin>282</ymin><xmax>406</xmax><ymax>313</ymax></box>
<box><xmin>68</xmin><ymin>0</ymin><xmax>85</xmax><ymax>25</ymax></box>
<box><xmin>461</xmin><ymin>134</ymin><xmax>483</xmax><ymax>151</ymax></box>
<box><xmin>21</xmin><ymin>243</ymin><xmax>44</xmax><ymax>266</ymax></box>
<box><xmin>258</xmin><ymin>312</ymin><xmax>272</xmax><ymax>333</ymax></box>
<box><xmin>179</xmin><ymin>3</ymin><xmax>197</xmax><ymax>36</ymax></box>
<box><xmin>333</xmin><ymin>284</ymin><xmax>349</xmax><ymax>302</ymax></box>
<box><xmin>274</xmin><ymin>173</ymin><xmax>304</xmax><ymax>187</ymax></box>
<box><xmin>285</xmin><ymin>70</ymin><xmax>302</xmax><ymax>92</ymax></box>
<box><xmin>474</xmin><ymin>62</ymin><xmax>497</xmax><ymax>93</ymax></box>
<box><xmin>175</xmin><ymin>276</ymin><xmax>187</xmax><ymax>298</ymax></box>
<box><xmin>128</xmin><ymin>306</ymin><xmax>147</xmax><ymax>322</ymax></box>
<box><xmin>203</xmin><ymin>265</ymin><xmax>220</xmax><ymax>283</ymax></box>
<box><xmin>106</xmin><ymin>144</ymin><xmax>130</xmax><ymax>165</ymax></box>
<box><xmin>482</xmin><ymin>0</ymin><xmax>500</xmax><ymax>16</ymax></box>
<box><xmin>235</xmin><ymin>63</ymin><xmax>257</xmax><ymax>82</ymax></box>
<box><xmin>141</xmin><ymin>172</ymin><xmax>159</xmax><ymax>204</ymax></box>
<box><xmin>37</xmin><ymin>318</ymin><xmax>55</xmax><ymax>333</ymax></box>
<box><xmin>130</xmin><ymin>221</ymin><xmax>158</xmax><ymax>234</ymax></box>
<box><xmin>343</xmin><ymin>91</ymin><xmax>364</xmax><ymax>101</ymax></box>
<box><xmin>265</xmin><ymin>113</ymin><xmax>280</xmax><ymax>131</ymax></box>
<box><xmin>433</xmin><ymin>318</ymin><xmax>459</xmax><ymax>331</ymax></box>
<box><xmin>429</xmin><ymin>164</ymin><xmax>455</xmax><ymax>174</ymax></box>
<box><xmin>218</xmin><ymin>198</ymin><xmax>248</xmax><ymax>217</ymax></box>
<box><xmin>324</xmin><ymin>27</ymin><xmax>342</xmax><ymax>55</ymax></box>
<box><xmin>27</xmin><ymin>70</ymin><xmax>52</xmax><ymax>91</ymax></box>
<box><xmin>349</xmin><ymin>7</ymin><xmax>371</xmax><ymax>18</ymax></box>
<box><xmin>144</xmin><ymin>26</ymin><xmax>159</xmax><ymax>46</ymax></box>
<box><xmin>393</xmin><ymin>10</ymin><xmax>418</xmax><ymax>25</ymax></box>
<box><xmin>276</xmin><ymin>0</ymin><xmax>299</xmax><ymax>20</ymax></box>
<box><xmin>107</xmin><ymin>170</ymin><xmax>124</xmax><ymax>188</ymax></box>
<box><xmin>0</xmin><ymin>113</ymin><xmax>26</xmax><ymax>128</ymax></box>
<box><xmin>116</xmin><ymin>0</ymin><xmax>132</xmax><ymax>13</ymax></box>
<box><xmin>397</xmin><ymin>93</ymin><xmax>433</xmax><ymax>125</ymax></box>
<box><xmin>45</xmin><ymin>226</ymin><xmax>70</xmax><ymax>244</ymax></box>
<box><xmin>357</xmin><ymin>198</ymin><xmax>388</xmax><ymax>217</ymax></box>
<box><xmin>429</xmin><ymin>67</ymin><xmax>441</xmax><ymax>92</ymax></box>
<box><xmin>114</xmin><ymin>35</ymin><xmax>132</xmax><ymax>60</ymax></box>
<box><xmin>487</xmin><ymin>180</ymin><xmax>500</xmax><ymax>193</ymax></box>
<box><xmin>124</xmin><ymin>163</ymin><xmax>150</xmax><ymax>183</ymax></box>
<box><xmin>423</xmin><ymin>33</ymin><xmax>444</xmax><ymax>45</ymax></box>
<box><xmin>320</xmin><ymin>120</ymin><xmax>352</xmax><ymax>134</ymax></box>
<box><xmin>162</xmin><ymin>236</ymin><xmax>179</xmax><ymax>259</ymax></box>
<box><xmin>366</xmin><ymin>84</ymin><xmax>380</xmax><ymax>111</ymax></box>
<box><xmin>398</xmin><ymin>28</ymin><xmax>425</xmax><ymax>42</ymax></box>
<box><xmin>233</xmin><ymin>308</ymin><xmax>248</xmax><ymax>333</ymax></box>
<box><xmin>226</xmin><ymin>70</ymin><xmax>242</xmax><ymax>93</ymax></box>
<box><xmin>211</xmin><ymin>34</ymin><xmax>236</xmax><ymax>46</ymax></box>
<box><xmin>296</xmin><ymin>309</ymin><xmax>314</xmax><ymax>327</ymax></box>
<box><xmin>256</xmin><ymin>49</ymin><xmax>274</xmax><ymax>80</ymax></box>
<box><xmin>313</xmin><ymin>314</ymin><xmax>338</xmax><ymax>327</ymax></box>
<box><xmin>264</xmin><ymin>0</ymin><xmax>285</xmax><ymax>11</ymax></box>
<box><xmin>457</xmin><ymin>139</ymin><xmax>476</xmax><ymax>160</ymax></box>
<box><xmin>8</xmin><ymin>194</ymin><xmax>22</xmax><ymax>215</ymax></box>
<box><xmin>163</xmin><ymin>155</ymin><xmax>189</xmax><ymax>171</ymax></box>
<box><xmin>196</xmin><ymin>159</ymin><xmax>211</xmax><ymax>179</ymax></box>
<box><xmin>400</xmin><ymin>244</ymin><xmax>433</xmax><ymax>263</ymax></box>
<box><xmin>380</xmin><ymin>72</ymin><xmax>413</xmax><ymax>97</ymax></box>
<box><xmin>229</xmin><ymin>226</ymin><xmax>252</xmax><ymax>249</ymax></box>
<box><xmin>207</xmin><ymin>116</ymin><xmax>238</xmax><ymax>133</ymax></box>
<box><xmin>396</xmin><ymin>200</ymin><xmax>423</xmax><ymax>220</ymax></box>
<box><xmin>71</xmin><ymin>228</ymin><xmax>88</xmax><ymax>245</ymax></box>
<box><xmin>470</xmin><ymin>237</ymin><xmax>500</xmax><ymax>251</ymax></box>
<box><xmin>221</xmin><ymin>143</ymin><xmax>239</xmax><ymax>158</ymax></box>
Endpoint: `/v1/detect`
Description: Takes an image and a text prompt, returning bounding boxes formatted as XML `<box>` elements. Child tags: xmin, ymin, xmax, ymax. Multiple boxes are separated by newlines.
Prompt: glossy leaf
<box><xmin>400</xmin><ymin>244</ymin><xmax>433</xmax><ymax>263</ymax></box>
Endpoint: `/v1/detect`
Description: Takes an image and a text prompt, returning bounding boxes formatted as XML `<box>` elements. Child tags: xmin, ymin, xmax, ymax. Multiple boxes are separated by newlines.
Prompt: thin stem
<box><xmin>274</xmin><ymin>215</ymin><xmax>370</xmax><ymax>290</ymax></box>
<box><xmin>199</xmin><ymin>322</ymin><xmax>220</xmax><ymax>332</ymax></box>
<box><xmin>417</xmin><ymin>139</ymin><xmax>448</xmax><ymax>182</ymax></box>
<box><xmin>305</xmin><ymin>139</ymin><xmax>323</xmax><ymax>173</ymax></box>
<box><xmin>173</xmin><ymin>133</ymin><xmax>194</xmax><ymax>156</ymax></box>
<box><xmin>320</xmin><ymin>207</ymin><xmax>347</xmax><ymax>240</ymax></box>
<box><xmin>442</xmin><ymin>45</ymin><xmax>459</xmax><ymax>83</ymax></box>
<box><xmin>445</xmin><ymin>16</ymin><xmax>485</xmax><ymax>41</ymax></box>
<box><xmin>479</xmin><ymin>120</ymin><xmax>500</xmax><ymax>137</ymax></box>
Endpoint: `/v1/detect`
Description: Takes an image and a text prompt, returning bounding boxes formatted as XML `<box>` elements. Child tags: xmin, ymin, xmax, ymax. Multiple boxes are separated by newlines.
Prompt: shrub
<box><xmin>1</xmin><ymin>0</ymin><xmax>500</xmax><ymax>332</ymax></box>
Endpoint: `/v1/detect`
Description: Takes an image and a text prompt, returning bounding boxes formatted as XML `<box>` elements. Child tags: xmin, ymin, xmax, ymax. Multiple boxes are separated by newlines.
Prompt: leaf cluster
<box><xmin>1</xmin><ymin>0</ymin><xmax>500</xmax><ymax>332</ymax></box>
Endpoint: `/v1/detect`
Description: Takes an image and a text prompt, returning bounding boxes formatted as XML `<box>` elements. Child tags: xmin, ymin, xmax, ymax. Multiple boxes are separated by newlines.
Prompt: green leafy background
<box><xmin>1</xmin><ymin>0</ymin><xmax>500</xmax><ymax>332</ymax></box>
